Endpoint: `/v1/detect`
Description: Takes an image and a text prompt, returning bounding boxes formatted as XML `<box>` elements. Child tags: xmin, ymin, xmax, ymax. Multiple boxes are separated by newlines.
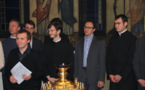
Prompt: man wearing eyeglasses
<box><xmin>74</xmin><ymin>20</ymin><xmax>106</xmax><ymax>90</ymax></box>
<box><xmin>106</xmin><ymin>14</ymin><xmax>137</xmax><ymax>90</ymax></box>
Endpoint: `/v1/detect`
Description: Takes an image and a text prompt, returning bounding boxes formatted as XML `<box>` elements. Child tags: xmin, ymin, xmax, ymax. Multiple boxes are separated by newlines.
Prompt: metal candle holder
<box><xmin>42</xmin><ymin>63</ymin><xmax>85</xmax><ymax>90</ymax></box>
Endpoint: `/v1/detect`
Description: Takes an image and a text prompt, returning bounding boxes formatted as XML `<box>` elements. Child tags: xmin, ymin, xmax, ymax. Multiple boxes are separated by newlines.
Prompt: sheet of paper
<box><xmin>0</xmin><ymin>72</ymin><xmax>3</xmax><ymax>90</ymax></box>
<box><xmin>10</xmin><ymin>62</ymin><xmax>32</xmax><ymax>84</ymax></box>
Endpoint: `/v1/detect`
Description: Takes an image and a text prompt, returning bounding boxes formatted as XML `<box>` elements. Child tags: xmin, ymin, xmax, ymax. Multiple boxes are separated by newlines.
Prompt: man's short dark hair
<box><xmin>50</xmin><ymin>18</ymin><xmax>63</xmax><ymax>26</ymax></box>
<box><xmin>24</xmin><ymin>20</ymin><xmax>35</xmax><ymax>28</ymax></box>
<box><xmin>9</xmin><ymin>19</ymin><xmax>21</xmax><ymax>27</ymax></box>
<box><xmin>48</xmin><ymin>19</ymin><xmax>63</xmax><ymax>33</ymax></box>
<box><xmin>115</xmin><ymin>14</ymin><xmax>128</xmax><ymax>23</ymax></box>
<box><xmin>17</xmin><ymin>29</ymin><xmax>31</xmax><ymax>40</ymax></box>
<box><xmin>84</xmin><ymin>20</ymin><xmax>96</xmax><ymax>29</ymax></box>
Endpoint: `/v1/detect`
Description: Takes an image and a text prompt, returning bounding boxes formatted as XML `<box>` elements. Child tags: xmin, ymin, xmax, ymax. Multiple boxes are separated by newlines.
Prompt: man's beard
<box><xmin>50</xmin><ymin>34</ymin><xmax>58</xmax><ymax>39</ymax></box>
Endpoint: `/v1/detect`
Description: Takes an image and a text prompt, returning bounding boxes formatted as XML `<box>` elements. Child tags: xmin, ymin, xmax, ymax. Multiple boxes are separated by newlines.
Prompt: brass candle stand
<box><xmin>41</xmin><ymin>63</ymin><xmax>85</xmax><ymax>90</ymax></box>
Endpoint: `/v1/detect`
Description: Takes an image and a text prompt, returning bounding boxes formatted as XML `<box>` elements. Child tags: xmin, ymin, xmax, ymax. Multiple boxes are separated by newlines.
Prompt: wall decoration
<box><xmin>32</xmin><ymin>0</ymin><xmax>52</xmax><ymax>35</ymax></box>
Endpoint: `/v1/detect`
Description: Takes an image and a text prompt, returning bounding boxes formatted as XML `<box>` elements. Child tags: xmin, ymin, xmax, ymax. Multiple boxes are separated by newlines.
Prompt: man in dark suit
<box><xmin>74</xmin><ymin>20</ymin><xmax>106</xmax><ymax>90</ymax></box>
<box><xmin>5</xmin><ymin>30</ymin><xmax>45</xmax><ymax>90</ymax></box>
<box><xmin>133</xmin><ymin>36</ymin><xmax>145</xmax><ymax>90</ymax></box>
<box><xmin>106</xmin><ymin>14</ymin><xmax>138</xmax><ymax>90</ymax></box>
<box><xmin>24</xmin><ymin>20</ymin><xmax>43</xmax><ymax>52</ymax></box>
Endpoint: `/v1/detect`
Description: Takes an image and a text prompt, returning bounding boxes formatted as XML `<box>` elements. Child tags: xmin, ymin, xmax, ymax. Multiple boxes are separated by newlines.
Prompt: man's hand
<box><xmin>109</xmin><ymin>75</ymin><xmax>117</xmax><ymax>83</ymax></box>
<box><xmin>10</xmin><ymin>75</ymin><xmax>17</xmax><ymax>84</ymax></box>
<box><xmin>97</xmin><ymin>81</ymin><xmax>104</xmax><ymax>88</ymax></box>
<box><xmin>138</xmin><ymin>79</ymin><xmax>145</xmax><ymax>87</ymax></box>
<box><xmin>114</xmin><ymin>74</ymin><xmax>122</xmax><ymax>82</ymax></box>
<box><xmin>74</xmin><ymin>77</ymin><xmax>78</xmax><ymax>80</ymax></box>
<box><xmin>47</xmin><ymin>76</ymin><xmax>59</xmax><ymax>83</ymax></box>
<box><xmin>22</xmin><ymin>74</ymin><xmax>31</xmax><ymax>80</ymax></box>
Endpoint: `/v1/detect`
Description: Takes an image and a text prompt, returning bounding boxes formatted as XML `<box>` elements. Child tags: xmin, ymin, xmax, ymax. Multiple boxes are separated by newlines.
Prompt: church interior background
<box><xmin>0</xmin><ymin>0</ymin><xmax>144</xmax><ymax>89</ymax></box>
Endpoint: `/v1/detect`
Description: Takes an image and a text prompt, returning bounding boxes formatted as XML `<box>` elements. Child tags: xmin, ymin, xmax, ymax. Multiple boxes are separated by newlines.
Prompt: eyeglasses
<box><xmin>114</xmin><ymin>22</ymin><xmax>121</xmax><ymax>25</ymax></box>
<box><xmin>84</xmin><ymin>26</ymin><xmax>94</xmax><ymax>29</ymax></box>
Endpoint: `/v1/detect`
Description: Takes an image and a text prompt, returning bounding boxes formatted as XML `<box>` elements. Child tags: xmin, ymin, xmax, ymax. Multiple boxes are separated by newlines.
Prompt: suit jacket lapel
<box><xmin>81</xmin><ymin>38</ymin><xmax>84</xmax><ymax>67</ymax></box>
<box><xmin>142</xmin><ymin>38</ymin><xmax>145</xmax><ymax>59</ymax></box>
<box><xmin>32</xmin><ymin>37</ymin><xmax>35</xmax><ymax>49</ymax></box>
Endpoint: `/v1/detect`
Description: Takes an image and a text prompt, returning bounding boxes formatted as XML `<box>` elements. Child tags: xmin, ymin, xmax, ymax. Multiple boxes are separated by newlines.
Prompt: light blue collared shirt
<box><xmin>83</xmin><ymin>34</ymin><xmax>94</xmax><ymax>67</ymax></box>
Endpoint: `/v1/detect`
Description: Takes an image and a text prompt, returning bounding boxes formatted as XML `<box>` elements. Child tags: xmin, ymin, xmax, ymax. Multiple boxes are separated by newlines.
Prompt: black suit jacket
<box><xmin>133</xmin><ymin>36</ymin><xmax>145</xmax><ymax>80</ymax></box>
<box><xmin>32</xmin><ymin>37</ymin><xmax>43</xmax><ymax>52</ymax></box>
<box><xmin>5</xmin><ymin>48</ymin><xmax>45</xmax><ymax>90</ymax></box>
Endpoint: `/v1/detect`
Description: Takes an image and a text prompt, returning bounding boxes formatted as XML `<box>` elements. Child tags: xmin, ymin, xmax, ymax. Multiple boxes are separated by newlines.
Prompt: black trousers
<box><xmin>2</xmin><ymin>74</ymin><xmax>10</xmax><ymax>90</ymax></box>
<box><xmin>109</xmin><ymin>75</ymin><xmax>138</xmax><ymax>90</ymax></box>
<box><xmin>138</xmin><ymin>83</ymin><xmax>145</xmax><ymax>90</ymax></box>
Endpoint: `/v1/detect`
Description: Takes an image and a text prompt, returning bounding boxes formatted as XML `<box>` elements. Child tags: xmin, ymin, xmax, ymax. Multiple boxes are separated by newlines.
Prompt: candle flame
<box><xmin>62</xmin><ymin>63</ymin><xmax>65</xmax><ymax>65</ymax></box>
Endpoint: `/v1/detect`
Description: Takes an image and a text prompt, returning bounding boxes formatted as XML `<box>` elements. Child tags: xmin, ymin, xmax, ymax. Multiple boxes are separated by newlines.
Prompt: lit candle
<box><xmin>42</xmin><ymin>83</ymin><xmax>45</xmax><ymax>89</ymax></box>
<box><xmin>64</xmin><ymin>83</ymin><xmax>66</xmax><ymax>88</ymax></box>
<box><xmin>80</xmin><ymin>82</ymin><xmax>82</xmax><ymax>89</ymax></box>
<box><xmin>82</xmin><ymin>83</ymin><xmax>84</xmax><ymax>88</ymax></box>
<box><xmin>77</xmin><ymin>85</ymin><xmax>78</xmax><ymax>90</ymax></box>
<box><xmin>56</xmin><ymin>86</ymin><xmax>58</xmax><ymax>90</ymax></box>
<box><xmin>46</xmin><ymin>84</ymin><xmax>49</xmax><ymax>89</ymax></box>
<box><xmin>72</xmin><ymin>85</ymin><xmax>74</xmax><ymax>90</ymax></box>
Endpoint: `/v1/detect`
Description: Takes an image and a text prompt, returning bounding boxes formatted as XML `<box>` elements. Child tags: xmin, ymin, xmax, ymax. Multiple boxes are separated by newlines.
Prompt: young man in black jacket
<box><xmin>5</xmin><ymin>30</ymin><xmax>45</xmax><ymax>90</ymax></box>
<box><xmin>43</xmin><ymin>19</ymin><xmax>74</xmax><ymax>83</ymax></box>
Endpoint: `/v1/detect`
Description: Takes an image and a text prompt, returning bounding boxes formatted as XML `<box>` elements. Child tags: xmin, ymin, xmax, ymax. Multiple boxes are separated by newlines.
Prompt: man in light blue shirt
<box><xmin>83</xmin><ymin>34</ymin><xmax>94</xmax><ymax>67</ymax></box>
<box><xmin>74</xmin><ymin>20</ymin><xmax>106</xmax><ymax>90</ymax></box>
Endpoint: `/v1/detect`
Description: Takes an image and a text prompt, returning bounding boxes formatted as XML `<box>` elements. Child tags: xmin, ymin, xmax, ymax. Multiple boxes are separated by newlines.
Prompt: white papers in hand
<box><xmin>10</xmin><ymin>62</ymin><xmax>32</xmax><ymax>84</ymax></box>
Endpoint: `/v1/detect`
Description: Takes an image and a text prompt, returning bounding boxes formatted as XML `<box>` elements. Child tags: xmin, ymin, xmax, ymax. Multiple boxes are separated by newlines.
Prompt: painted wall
<box><xmin>29</xmin><ymin>0</ymin><xmax>79</xmax><ymax>33</ymax></box>
<box><xmin>29</xmin><ymin>0</ymin><xmax>144</xmax><ymax>34</ymax></box>
<box><xmin>106</xmin><ymin>0</ymin><xmax>145</xmax><ymax>33</ymax></box>
<box><xmin>29</xmin><ymin>0</ymin><xmax>37</xmax><ymax>32</ymax></box>
<box><xmin>106</xmin><ymin>0</ymin><xmax>125</xmax><ymax>33</ymax></box>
